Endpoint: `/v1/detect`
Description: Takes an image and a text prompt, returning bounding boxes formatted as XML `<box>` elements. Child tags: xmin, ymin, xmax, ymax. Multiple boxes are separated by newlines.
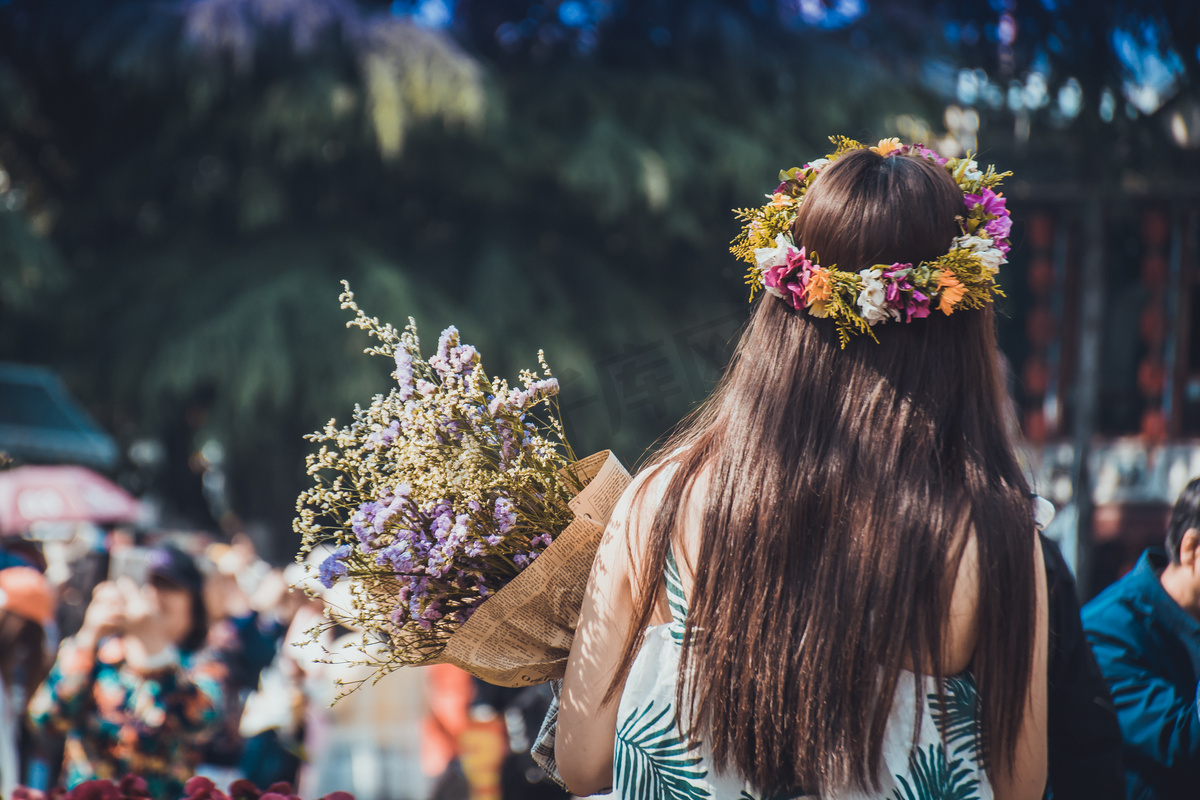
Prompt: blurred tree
<box><xmin>0</xmin><ymin>0</ymin><xmax>1195</xmax><ymax>554</ymax></box>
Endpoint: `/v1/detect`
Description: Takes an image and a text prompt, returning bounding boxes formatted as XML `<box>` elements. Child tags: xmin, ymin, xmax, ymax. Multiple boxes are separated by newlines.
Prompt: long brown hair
<box><xmin>611</xmin><ymin>149</ymin><xmax>1036</xmax><ymax>795</ymax></box>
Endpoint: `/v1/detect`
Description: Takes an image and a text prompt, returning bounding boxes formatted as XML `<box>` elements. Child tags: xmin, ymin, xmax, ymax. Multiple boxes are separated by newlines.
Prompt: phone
<box><xmin>108</xmin><ymin>546</ymin><xmax>152</xmax><ymax>584</ymax></box>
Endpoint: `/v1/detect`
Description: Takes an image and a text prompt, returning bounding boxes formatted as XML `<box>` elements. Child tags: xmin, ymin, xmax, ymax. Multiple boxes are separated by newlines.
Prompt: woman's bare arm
<box><xmin>556</xmin><ymin>468</ymin><xmax>658</xmax><ymax>796</ymax></box>
<box><xmin>992</xmin><ymin>530</ymin><xmax>1050</xmax><ymax>800</ymax></box>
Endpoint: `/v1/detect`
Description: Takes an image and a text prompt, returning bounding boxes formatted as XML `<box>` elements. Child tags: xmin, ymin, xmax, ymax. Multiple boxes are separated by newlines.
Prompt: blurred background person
<box><xmin>1082</xmin><ymin>477</ymin><xmax>1200</xmax><ymax>800</ymax></box>
<box><xmin>0</xmin><ymin>566</ymin><xmax>55</xmax><ymax>797</ymax></box>
<box><xmin>28</xmin><ymin>545</ymin><xmax>226</xmax><ymax>798</ymax></box>
<box><xmin>199</xmin><ymin>536</ymin><xmax>299</xmax><ymax>787</ymax></box>
<box><xmin>278</xmin><ymin>548</ymin><xmax>430</xmax><ymax>800</ymax></box>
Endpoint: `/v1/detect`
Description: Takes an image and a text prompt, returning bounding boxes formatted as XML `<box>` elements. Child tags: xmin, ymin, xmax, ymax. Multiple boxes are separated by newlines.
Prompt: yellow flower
<box><xmin>870</xmin><ymin>138</ymin><xmax>902</xmax><ymax>156</ymax></box>
<box><xmin>936</xmin><ymin>271</ymin><xmax>967</xmax><ymax>314</ymax></box>
<box><xmin>769</xmin><ymin>191</ymin><xmax>794</xmax><ymax>208</ymax></box>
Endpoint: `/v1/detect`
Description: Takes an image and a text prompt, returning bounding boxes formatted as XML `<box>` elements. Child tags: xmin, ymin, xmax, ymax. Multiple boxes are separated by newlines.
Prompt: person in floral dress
<box><xmin>30</xmin><ymin>546</ymin><xmax>225</xmax><ymax>798</ymax></box>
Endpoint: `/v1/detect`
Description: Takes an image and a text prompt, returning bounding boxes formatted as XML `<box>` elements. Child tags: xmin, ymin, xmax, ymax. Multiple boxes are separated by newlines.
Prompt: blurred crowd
<box><xmin>0</xmin><ymin>530</ymin><xmax>568</xmax><ymax>800</ymax></box>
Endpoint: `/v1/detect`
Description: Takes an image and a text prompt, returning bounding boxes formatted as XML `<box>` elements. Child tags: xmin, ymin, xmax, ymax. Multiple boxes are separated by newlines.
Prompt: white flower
<box><xmin>954</xmin><ymin>234</ymin><xmax>1007</xmax><ymax>274</ymax></box>
<box><xmin>753</xmin><ymin>233</ymin><xmax>794</xmax><ymax>299</ymax></box>
<box><xmin>856</xmin><ymin>268</ymin><xmax>896</xmax><ymax>325</ymax></box>
<box><xmin>808</xmin><ymin>158</ymin><xmax>831</xmax><ymax>172</ymax></box>
<box><xmin>963</xmin><ymin>159</ymin><xmax>983</xmax><ymax>182</ymax></box>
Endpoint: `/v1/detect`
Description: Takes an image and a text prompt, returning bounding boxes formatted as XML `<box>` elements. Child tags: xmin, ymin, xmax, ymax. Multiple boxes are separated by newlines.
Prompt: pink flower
<box><xmin>762</xmin><ymin>263</ymin><xmax>790</xmax><ymax>297</ymax></box>
<box><xmin>762</xmin><ymin>243</ymin><xmax>814</xmax><ymax>310</ymax></box>
<box><xmin>964</xmin><ymin>187</ymin><xmax>1007</xmax><ymax>218</ymax></box>
<box><xmin>782</xmin><ymin>280</ymin><xmax>807</xmax><ymax>310</ymax></box>
<box><xmin>985</xmin><ymin>215</ymin><xmax>1012</xmax><ymax>252</ymax></box>
<box><xmin>898</xmin><ymin>143</ymin><xmax>947</xmax><ymax>165</ymax></box>
<box><xmin>905</xmin><ymin>290</ymin><xmax>932</xmax><ymax>321</ymax></box>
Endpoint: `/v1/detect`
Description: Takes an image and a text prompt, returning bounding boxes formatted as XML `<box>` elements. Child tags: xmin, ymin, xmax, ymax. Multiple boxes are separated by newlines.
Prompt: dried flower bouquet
<box><xmin>295</xmin><ymin>283</ymin><xmax>628</xmax><ymax>687</ymax></box>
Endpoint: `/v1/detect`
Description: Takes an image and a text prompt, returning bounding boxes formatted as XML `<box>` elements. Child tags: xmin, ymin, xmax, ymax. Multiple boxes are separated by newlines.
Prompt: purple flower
<box><xmin>429</xmin><ymin>326</ymin><xmax>459</xmax><ymax>377</ymax></box>
<box><xmin>513</xmin><ymin>554</ymin><xmax>530</xmax><ymax>568</ymax></box>
<box><xmin>318</xmin><ymin>545</ymin><xmax>351</xmax><ymax>589</ymax></box>
<box><xmin>493</xmin><ymin>497</ymin><xmax>516</xmax><ymax>533</ymax></box>
<box><xmin>376</xmin><ymin>543</ymin><xmax>414</xmax><ymax>572</ymax></box>
<box><xmin>450</xmin><ymin>344</ymin><xmax>479</xmax><ymax>375</ymax></box>
<box><xmin>881</xmin><ymin>265</ymin><xmax>914</xmax><ymax>306</ymax></box>
<box><xmin>351</xmin><ymin>502</ymin><xmax>380</xmax><ymax>544</ymax></box>
<box><xmin>964</xmin><ymin>187</ymin><xmax>1007</xmax><ymax>218</ymax></box>
<box><xmin>525</xmin><ymin>378</ymin><xmax>560</xmax><ymax>404</ymax></box>
<box><xmin>898</xmin><ymin>143</ymin><xmax>947</xmax><ymax>165</ymax></box>
<box><xmin>905</xmin><ymin>290</ymin><xmax>932</xmax><ymax>322</ymax></box>
<box><xmin>532</xmin><ymin>532</ymin><xmax>554</xmax><ymax>548</ymax></box>
<box><xmin>394</xmin><ymin>348</ymin><xmax>415</xmax><ymax>401</ymax></box>
<box><xmin>985</xmin><ymin>214</ymin><xmax>1013</xmax><ymax>252</ymax></box>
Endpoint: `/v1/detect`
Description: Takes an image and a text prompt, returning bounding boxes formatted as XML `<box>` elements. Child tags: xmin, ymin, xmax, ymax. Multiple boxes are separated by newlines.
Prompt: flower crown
<box><xmin>731</xmin><ymin>135</ymin><xmax>1013</xmax><ymax>347</ymax></box>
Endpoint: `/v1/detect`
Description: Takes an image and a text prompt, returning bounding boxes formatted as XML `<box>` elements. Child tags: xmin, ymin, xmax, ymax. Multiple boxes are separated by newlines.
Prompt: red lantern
<box><xmin>1028</xmin><ymin>258</ymin><xmax>1055</xmax><ymax>295</ymax></box>
<box><xmin>1023</xmin><ymin>358</ymin><xmax>1050</xmax><ymax>396</ymax></box>
<box><xmin>1028</xmin><ymin>213</ymin><xmax>1054</xmax><ymax>249</ymax></box>
<box><xmin>1137</xmin><ymin>360</ymin><xmax>1166</xmax><ymax>397</ymax></box>
<box><xmin>1141</xmin><ymin>254</ymin><xmax>1168</xmax><ymax>288</ymax></box>
<box><xmin>1142</xmin><ymin>210</ymin><xmax>1169</xmax><ymax>247</ymax></box>
<box><xmin>1024</xmin><ymin>408</ymin><xmax>1048</xmax><ymax>444</ymax></box>
<box><xmin>1141</xmin><ymin>409</ymin><xmax>1167</xmax><ymax>443</ymax></box>
<box><xmin>1026</xmin><ymin>308</ymin><xmax>1057</xmax><ymax>347</ymax></box>
<box><xmin>1139</xmin><ymin>307</ymin><xmax>1167</xmax><ymax>345</ymax></box>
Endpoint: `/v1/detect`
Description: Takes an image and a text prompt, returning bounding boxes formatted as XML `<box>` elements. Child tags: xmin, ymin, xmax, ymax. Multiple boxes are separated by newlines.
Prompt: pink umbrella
<box><xmin>0</xmin><ymin>465</ymin><xmax>143</xmax><ymax>534</ymax></box>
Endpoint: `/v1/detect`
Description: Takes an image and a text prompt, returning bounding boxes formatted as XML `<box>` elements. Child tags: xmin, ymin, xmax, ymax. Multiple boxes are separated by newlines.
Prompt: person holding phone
<box><xmin>29</xmin><ymin>545</ymin><xmax>225</xmax><ymax>798</ymax></box>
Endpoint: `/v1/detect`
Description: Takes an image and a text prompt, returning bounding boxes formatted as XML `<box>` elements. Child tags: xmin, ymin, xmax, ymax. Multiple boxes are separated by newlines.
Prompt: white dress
<box><xmin>613</xmin><ymin>552</ymin><xmax>994</xmax><ymax>800</ymax></box>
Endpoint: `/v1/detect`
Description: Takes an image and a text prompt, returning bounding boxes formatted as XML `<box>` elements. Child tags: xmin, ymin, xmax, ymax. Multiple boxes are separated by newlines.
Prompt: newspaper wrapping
<box><xmin>428</xmin><ymin>449</ymin><xmax>630</xmax><ymax>686</ymax></box>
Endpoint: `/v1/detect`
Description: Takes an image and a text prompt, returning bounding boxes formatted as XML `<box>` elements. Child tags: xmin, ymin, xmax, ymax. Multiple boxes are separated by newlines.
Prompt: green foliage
<box><xmin>927</xmin><ymin>674</ymin><xmax>982</xmax><ymax>761</ymax></box>
<box><xmin>615</xmin><ymin>700</ymin><xmax>710</xmax><ymax>800</ymax></box>
<box><xmin>0</xmin><ymin>208</ymin><xmax>66</xmax><ymax>316</ymax></box>
<box><xmin>888</xmin><ymin>745</ymin><xmax>980</xmax><ymax>800</ymax></box>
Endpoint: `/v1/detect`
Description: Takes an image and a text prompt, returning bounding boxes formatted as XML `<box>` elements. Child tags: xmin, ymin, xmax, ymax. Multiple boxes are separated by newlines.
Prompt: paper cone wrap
<box><xmin>430</xmin><ymin>450</ymin><xmax>630</xmax><ymax>686</ymax></box>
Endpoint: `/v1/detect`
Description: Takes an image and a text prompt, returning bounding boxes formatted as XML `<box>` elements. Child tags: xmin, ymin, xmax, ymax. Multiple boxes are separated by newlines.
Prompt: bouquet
<box><xmin>295</xmin><ymin>283</ymin><xmax>629</xmax><ymax>687</ymax></box>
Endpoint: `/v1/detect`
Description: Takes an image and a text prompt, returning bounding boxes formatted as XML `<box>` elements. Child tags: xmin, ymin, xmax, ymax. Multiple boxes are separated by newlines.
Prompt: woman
<box><xmin>30</xmin><ymin>545</ymin><xmax>225</xmax><ymax>799</ymax></box>
<box><xmin>0</xmin><ymin>566</ymin><xmax>55</xmax><ymax>797</ymax></box>
<box><xmin>557</xmin><ymin>140</ymin><xmax>1048</xmax><ymax>800</ymax></box>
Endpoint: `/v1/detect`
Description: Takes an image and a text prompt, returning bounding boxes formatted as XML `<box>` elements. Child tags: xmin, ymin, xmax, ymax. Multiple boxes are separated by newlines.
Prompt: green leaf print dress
<box><xmin>613</xmin><ymin>552</ymin><xmax>993</xmax><ymax>800</ymax></box>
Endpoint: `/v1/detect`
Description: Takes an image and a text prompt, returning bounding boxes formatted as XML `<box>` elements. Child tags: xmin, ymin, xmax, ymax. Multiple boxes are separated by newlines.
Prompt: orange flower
<box><xmin>937</xmin><ymin>271</ymin><xmax>967</xmax><ymax>314</ymax></box>
<box><xmin>769</xmin><ymin>191</ymin><xmax>794</xmax><ymax>208</ymax></box>
<box><xmin>870</xmin><ymin>137</ymin><xmax>902</xmax><ymax>156</ymax></box>
<box><xmin>805</xmin><ymin>267</ymin><xmax>832</xmax><ymax>302</ymax></box>
<box><xmin>804</xmin><ymin>267</ymin><xmax>834</xmax><ymax>317</ymax></box>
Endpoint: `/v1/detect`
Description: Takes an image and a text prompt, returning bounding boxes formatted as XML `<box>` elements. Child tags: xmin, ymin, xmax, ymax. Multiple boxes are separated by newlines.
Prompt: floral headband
<box><xmin>731</xmin><ymin>136</ymin><xmax>1012</xmax><ymax>347</ymax></box>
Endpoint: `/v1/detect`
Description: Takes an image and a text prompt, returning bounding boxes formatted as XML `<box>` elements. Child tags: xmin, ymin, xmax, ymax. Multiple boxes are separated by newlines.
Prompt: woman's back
<box><xmin>556</xmin><ymin>139</ymin><xmax>1047</xmax><ymax>800</ymax></box>
<box><xmin>617</xmin><ymin>555</ymin><xmax>992</xmax><ymax>800</ymax></box>
<box><xmin>611</xmin><ymin>468</ymin><xmax>994</xmax><ymax>799</ymax></box>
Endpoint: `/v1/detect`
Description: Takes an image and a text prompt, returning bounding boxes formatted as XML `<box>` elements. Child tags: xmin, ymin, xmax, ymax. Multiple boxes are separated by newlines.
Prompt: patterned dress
<box><xmin>29</xmin><ymin>636</ymin><xmax>226</xmax><ymax>799</ymax></box>
<box><xmin>613</xmin><ymin>553</ymin><xmax>993</xmax><ymax>800</ymax></box>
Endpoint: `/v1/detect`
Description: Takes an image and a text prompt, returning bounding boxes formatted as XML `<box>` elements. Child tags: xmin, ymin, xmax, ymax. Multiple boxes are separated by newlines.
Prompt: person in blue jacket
<box><xmin>1083</xmin><ymin>476</ymin><xmax>1200</xmax><ymax>800</ymax></box>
